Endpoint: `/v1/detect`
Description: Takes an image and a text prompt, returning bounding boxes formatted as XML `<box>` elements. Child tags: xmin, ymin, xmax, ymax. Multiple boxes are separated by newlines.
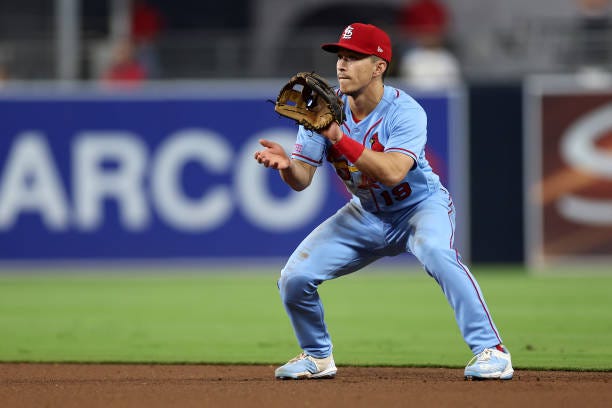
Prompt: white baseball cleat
<box><xmin>275</xmin><ymin>352</ymin><xmax>337</xmax><ymax>380</ymax></box>
<box><xmin>464</xmin><ymin>346</ymin><xmax>514</xmax><ymax>380</ymax></box>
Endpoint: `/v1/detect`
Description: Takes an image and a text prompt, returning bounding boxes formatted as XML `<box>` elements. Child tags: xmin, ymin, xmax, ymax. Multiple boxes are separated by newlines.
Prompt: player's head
<box><xmin>321</xmin><ymin>22</ymin><xmax>392</xmax><ymax>64</ymax></box>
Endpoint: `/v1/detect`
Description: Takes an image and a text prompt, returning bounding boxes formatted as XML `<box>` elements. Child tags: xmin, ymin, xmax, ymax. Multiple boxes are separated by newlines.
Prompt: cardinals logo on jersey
<box><xmin>354</xmin><ymin>133</ymin><xmax>384</xmax><ymax>188</ymax></box>
<box><xmin>370</xmin><ymin>133</ymin><xmax>384</xmax><ymax>152</ymax></box>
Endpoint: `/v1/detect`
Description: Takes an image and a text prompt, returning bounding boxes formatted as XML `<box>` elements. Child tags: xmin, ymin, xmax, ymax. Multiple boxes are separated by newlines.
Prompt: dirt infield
<box><xmin>1</xmin><ymin>364</ymin><xmax>610</xmax><ymax>408</ymax></box>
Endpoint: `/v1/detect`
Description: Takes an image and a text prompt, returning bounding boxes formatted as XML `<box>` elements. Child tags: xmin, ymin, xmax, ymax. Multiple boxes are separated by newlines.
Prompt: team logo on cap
<box><xmin>377</xmin><ymin>46</ymin><xmax>383</xmax><ymax>53</ymax></box>
<box><xmin>342</xmin><ymin>26</ymin><xmax>354</xmax><ymax>39</ymax></box>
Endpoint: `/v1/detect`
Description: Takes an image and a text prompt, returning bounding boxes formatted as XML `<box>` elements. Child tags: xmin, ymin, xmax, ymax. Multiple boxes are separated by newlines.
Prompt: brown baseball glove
<box><xmin>274</xmin><ymin>72</ymin><xmax>345</xmax><ymax>132</ymax></box>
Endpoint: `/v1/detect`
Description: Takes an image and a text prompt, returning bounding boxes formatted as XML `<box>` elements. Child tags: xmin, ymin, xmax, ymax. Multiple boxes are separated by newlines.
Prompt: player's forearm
<box><xmin>279</xmin><ymin>160</ymin><xmax>314</xmax><ymax>191</ymax></box>
<box><xmin>353</xmin><ymin>150</ymin><xmax>411</xmax><ymax>186</ymax></box>
<box><xmin>331</xmin><ymin>133</ymin><xmax>412</xmax><ymax>186</ymax></box>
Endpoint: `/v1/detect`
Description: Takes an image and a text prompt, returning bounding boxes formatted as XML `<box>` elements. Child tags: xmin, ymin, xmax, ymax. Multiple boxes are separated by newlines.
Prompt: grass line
<box><xmin>0</xmin><ymin>267</ymin><xmax>610</xmax><ymax>370</ymax></box>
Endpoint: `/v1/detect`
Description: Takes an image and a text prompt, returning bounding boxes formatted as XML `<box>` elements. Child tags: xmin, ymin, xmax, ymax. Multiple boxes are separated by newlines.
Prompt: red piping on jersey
<box><xmin>445</xmin><ymin>195</ymin><xmax>502</xmax><ymax>344</ymax></box>
<box><xmin>385</xmin><ymin>147</ymin><xmax>416</xmax><ymax>156</ymax></box>
<box><xmin>447</xmin><ymin>203</ymin><xmax>454</xmax><ymax>246</ymax></box>
<box><xmin>342</xmin><ymin>123</ymin><xmax>351</xmax><ymax>134</ymax></box>
<box><xmin>455</xmin><ymin>249</ymin><xmax>502</xmax><ymax>344</ymax></box>
<box><xmin>292</xmin><ymin>153</ymin><xmax>322</xmax><ymax>165</ymax></box>
<box><xmin>361</xmin><ymin>117</ymin><xmax>384</xmax><ymax>145</ymax></box>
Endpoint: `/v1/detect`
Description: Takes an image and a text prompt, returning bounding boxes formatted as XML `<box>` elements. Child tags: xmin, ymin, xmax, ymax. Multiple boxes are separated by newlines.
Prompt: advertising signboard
<box><xmin>0</xmin><ymin>83</ymin><xmax>464</xmax><ymax>266</ymax></box>
<box><xmin>525</xmin><ymin>75</ymin><xmax>612</xmax><ymax>268</ymax></box>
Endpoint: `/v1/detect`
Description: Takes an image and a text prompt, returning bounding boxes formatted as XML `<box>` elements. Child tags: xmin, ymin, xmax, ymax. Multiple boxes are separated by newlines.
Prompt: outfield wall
<box><xmin>0</xmin><ymin>81</ymin><xmax>466</xmax><ymax>267</ymax></box>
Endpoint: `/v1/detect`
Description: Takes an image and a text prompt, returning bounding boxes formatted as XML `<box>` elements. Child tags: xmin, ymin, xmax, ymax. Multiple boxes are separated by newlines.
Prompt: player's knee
<box><xmin>278</xmin><ymin>273</ymin><xmax>317</xmax><ymax>305</ymax></box>
<box><xmin>412</xmin><ymin>236</ymin><xmax>448</xmax><ymax>265</ymax></box>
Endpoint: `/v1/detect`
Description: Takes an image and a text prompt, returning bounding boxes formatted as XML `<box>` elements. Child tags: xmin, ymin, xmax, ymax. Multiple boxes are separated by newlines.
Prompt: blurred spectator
<box><xmin>101</xmin><ymin>38</ymin><xmax>147</xmax><ymax>87</ymax></box>
<box><xmin>397</xmin><ymin>0</ymin><xmax>449</xmax><ymax>37</ymax></box>
<box><xmin>396</xmin><ymin>0</ymin><xmax>461</xmax><ymax>89</ymax></box>
<box><xmin>572</xmin><ymin>0</ymin><xmax>612</xmax><ymax>72</ymax></box>
<box><xmin>131</xmin><ymin>0</ymin><xmax>165</xmax><ymax>78</ymax></box>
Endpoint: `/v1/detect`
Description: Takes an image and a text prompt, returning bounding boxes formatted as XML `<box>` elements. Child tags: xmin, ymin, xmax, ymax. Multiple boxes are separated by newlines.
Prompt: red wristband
<box><xmin>334</xmin><ymin>134</ymin><xmax>365</xmax><ymax>163</ymax></box>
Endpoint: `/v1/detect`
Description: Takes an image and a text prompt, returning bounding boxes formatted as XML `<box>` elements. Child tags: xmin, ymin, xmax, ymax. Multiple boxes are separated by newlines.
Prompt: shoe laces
<box><xmin>288</xmin><ymin>352</ymin><xmax>309</xmax><ymax>363</ymax></box>
<box><xmin>477</xmin><ymin>349</ymin><xmax>493</xmax><ymax>361</ymax></box>
<box><xmin>467</xmin><ymin>348</ymin><xmax>493</xmax><ymax>366</ymax></box>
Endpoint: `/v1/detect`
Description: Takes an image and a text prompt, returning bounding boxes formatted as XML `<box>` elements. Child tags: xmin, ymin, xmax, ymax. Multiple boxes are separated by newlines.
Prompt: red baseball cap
<box><xmin>321</xmin><ymin>23</ymin><xmax>392</xmax><ymax>63</ymax></box>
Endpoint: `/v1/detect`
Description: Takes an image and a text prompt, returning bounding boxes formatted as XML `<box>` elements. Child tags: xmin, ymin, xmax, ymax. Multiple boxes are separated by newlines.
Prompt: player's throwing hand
<box><xmin>254</xmin><ymin>139</ymin><xmax>291</xmax><ymax>169</ymax></box>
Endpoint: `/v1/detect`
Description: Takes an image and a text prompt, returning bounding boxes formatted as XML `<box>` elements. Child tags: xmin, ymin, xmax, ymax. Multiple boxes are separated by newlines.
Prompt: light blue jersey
<box><xmin>291</xmin><ymin>85</ymin><xmax>440</xmax><ymax>212</ymax></box>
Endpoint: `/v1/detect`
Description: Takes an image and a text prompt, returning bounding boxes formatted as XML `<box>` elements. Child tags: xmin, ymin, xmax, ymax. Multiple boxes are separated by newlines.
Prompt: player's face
<box><xmin>336</xmin><ymin>50</ymin><xmax>382</xmax><ymax>95</ymax></box>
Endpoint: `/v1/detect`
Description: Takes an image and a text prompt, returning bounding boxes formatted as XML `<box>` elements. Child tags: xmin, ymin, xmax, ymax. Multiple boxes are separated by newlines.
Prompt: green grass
<box><xmin>0</xmin><ymin>265</ymin><xmax>610</xmax><ymax>371</ymax></box>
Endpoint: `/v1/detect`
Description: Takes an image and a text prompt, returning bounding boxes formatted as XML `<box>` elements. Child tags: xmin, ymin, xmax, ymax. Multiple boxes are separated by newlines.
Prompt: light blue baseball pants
<box><xmin>278</xmin><ymin>187</ymin><xmax>503</xmax><ymax>358</ymax></box>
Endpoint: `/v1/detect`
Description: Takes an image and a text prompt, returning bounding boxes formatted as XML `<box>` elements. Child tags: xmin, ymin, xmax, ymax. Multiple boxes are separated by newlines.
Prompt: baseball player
<box><xmin>254</xmin><ymin>22</ymin><xmax>513</xmax><ymax>381</ymax></box>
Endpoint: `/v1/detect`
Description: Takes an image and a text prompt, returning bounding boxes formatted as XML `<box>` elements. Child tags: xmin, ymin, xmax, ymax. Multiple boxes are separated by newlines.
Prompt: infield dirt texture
<box><xmin>2</xmin><ymin>363</ymin><xmax>611</xmax><ymax>407</ymax></box>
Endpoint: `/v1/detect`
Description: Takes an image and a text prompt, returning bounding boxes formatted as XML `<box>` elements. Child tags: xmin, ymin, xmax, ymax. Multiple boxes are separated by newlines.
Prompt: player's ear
<box><xmin>372</xmin><ymin>57</ymin><xmax>387</xmax><ymax>78</ymax></box>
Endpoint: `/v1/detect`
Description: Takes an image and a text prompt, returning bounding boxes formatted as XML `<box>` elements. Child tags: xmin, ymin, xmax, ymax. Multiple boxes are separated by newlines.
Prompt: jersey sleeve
<box><xmin>383</xmin><ymin>103</ymin><xmax>427</xmax><ymax>162</ymax></box>
<box><xmin>290</xmin><ymin>126</ymin><xmax>328</xmax><ymax>167</ymax></box>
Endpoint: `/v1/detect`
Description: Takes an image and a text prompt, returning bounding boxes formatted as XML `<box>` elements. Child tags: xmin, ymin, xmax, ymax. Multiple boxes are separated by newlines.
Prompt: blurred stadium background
<box><xmin>1</xmin><ymin>0</ymin><xmax>609</xmax><ymax>80</ymax></box>
<box><xmin>0</xmin><ymin>0</ymin><xmax>611</xmax><ymax>269</ymax></box>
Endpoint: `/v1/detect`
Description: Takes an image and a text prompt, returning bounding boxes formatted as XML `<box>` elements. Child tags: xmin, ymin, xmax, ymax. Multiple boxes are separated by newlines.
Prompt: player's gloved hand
<box><xmin>320</xmin><ymin>122</ymin><xmax>344</xmax><ymax>144</ymax></box>
<box><xmin>274</xmin><ymin>72</ymin><xmax>345</xmax><ymax>132</ymax></box>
